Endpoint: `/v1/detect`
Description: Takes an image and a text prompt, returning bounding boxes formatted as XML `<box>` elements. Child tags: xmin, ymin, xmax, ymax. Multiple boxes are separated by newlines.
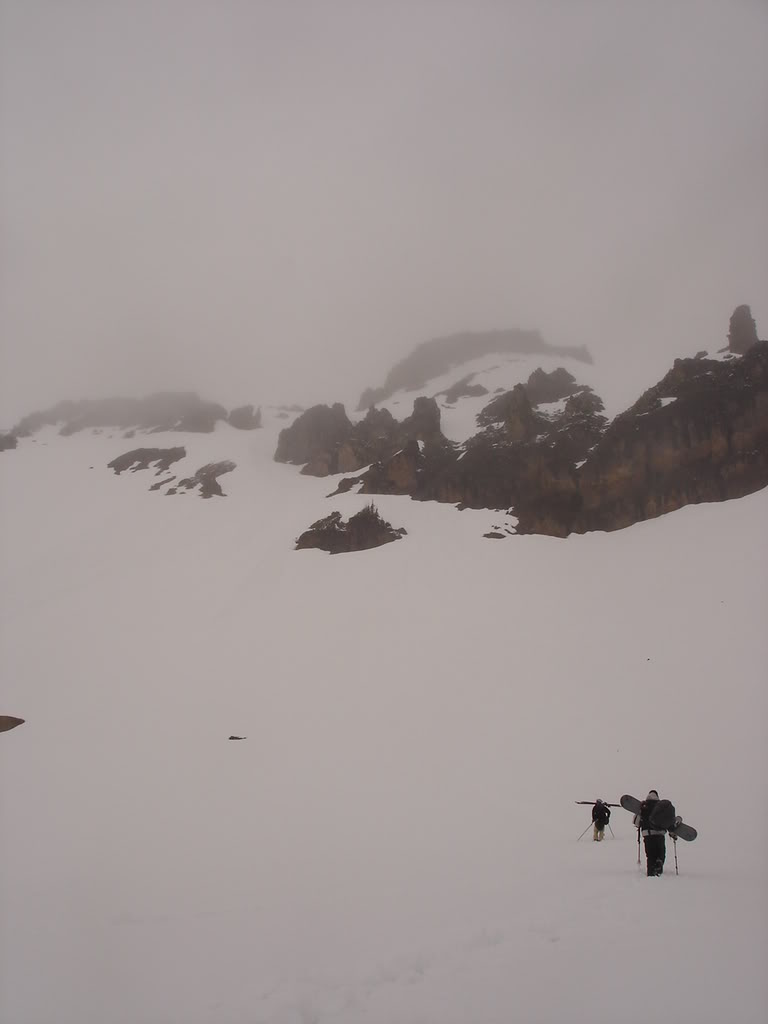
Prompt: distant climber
<box><xmin>591</xmin><ymin>799</ymin><xmax>611</xmax><ymax>841</ymax></box>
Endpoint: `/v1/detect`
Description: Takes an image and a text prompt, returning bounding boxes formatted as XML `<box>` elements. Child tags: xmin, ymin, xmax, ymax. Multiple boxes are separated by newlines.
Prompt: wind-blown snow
<box><xmin>1</xmin><ymin>417</ymin><xmax>766</xmax><ymax>1024</ymax></box>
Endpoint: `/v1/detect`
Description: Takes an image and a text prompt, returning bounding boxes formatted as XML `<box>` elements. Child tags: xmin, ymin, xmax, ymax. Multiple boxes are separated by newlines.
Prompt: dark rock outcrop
<box><xmin>400</xmin><ymin>397</ymin><xmax>443</xmax><ymax>441</ymax></box>
<box><xmin>275</xmin><ymin>399</ymin><xmax>449</xmax><ymax>478</ymax></box>
<box><xmin>108</xmin><ymin>447</ymin><xmax>187</xmax><ymax>475</ymax></box>
<box><xmin>172</xmin><ymin>461</ymin><xmax>236</xmax><ymax>498</ymax></box>
<box><xmin>524</xmin><ymin>367</ymin><xmax>580</xmax><ymax>406</ymax></box>
<box><xmin>728</xmin><ymin>305</ymin><xmax>759</xmax><ymax>355</ymax></box>
<box><xmin>0</xmin><ymin>715</ymin><xmax>25</xmax><ymax>733</ymax></box>
<box><xmin>351</xmin><ymin>383</ymin><xmax>606</xmax><ymax>517</ymax></box>
<box><xmin>438</xmin><ymin>375</ymin><xmax>489</xmax><ymax>404</ymax></box>
<box><xmin>476</xmin><ymin>385</ymin><xmax>540</xmax><ymax>441</ymax></box>
<box><xmin>296</xmin><ymin>503</ymin><xmax>407</xmax><ymax>554</ymax></box>
<box><xmin>228</xmin><ymin>405</ymin><xmax>262</xmax><ymax>430</ymax></box>
<box><xmin>0</xmin><ymin>433</ymin><xmax>17</xmax><ymax>452</ymax></box>
<box><xmin>351</xmin><ymin>335</ymin><xmax>768</xmax><ymax>537</ymax></box>
<box><xmin>357</xmin><ymin>329</ymin><xmax>592</xmax><ymax>409</ymax></box>
<box><xmin>539</xmin><ymin>340</ymin><xmax>768</xmax><ymax>535</ymax></box>
<box><xmin>109</xmin><ymin>448</ymin><xmax>235</xmax><ymax>497</ymax></box>
<box><xmin>274</xmin><ymin>404</ymin><xmax>353</xmax><ymax>472</ymax></box>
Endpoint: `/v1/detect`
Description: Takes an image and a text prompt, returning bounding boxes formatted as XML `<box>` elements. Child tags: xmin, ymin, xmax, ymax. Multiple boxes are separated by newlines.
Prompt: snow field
<box><xmin>1</xmin><ymin>417</ymin><xmax>766</xmax><ymax>1023</ymax></box>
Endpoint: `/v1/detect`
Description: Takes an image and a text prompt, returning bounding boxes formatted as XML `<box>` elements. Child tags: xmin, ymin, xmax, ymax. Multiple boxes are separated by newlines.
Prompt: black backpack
<box><xmin>648</xmin><ymin>799</ymin><xmax>676</xmax><ymax>831</ymax></box>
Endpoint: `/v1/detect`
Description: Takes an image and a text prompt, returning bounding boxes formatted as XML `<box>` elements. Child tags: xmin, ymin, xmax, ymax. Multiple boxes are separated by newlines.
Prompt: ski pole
<box><xmin>637</xmin><ymin>828</ymin><xmax>641</xmax><ymax>866</ymax></box>
<box><xmin>607</xmin><ymin>823</ymin><xmax>615</xmax><ymax>839</ymax></box>
<box><xmin>673</xmin><ymin>836</ymin><xmax>678</xmax><ymax>876</ymax></box>
<box><xmin>577</xmin><ymin>823</ymin><xmax>592</xmax><ymax>841</ymax></box>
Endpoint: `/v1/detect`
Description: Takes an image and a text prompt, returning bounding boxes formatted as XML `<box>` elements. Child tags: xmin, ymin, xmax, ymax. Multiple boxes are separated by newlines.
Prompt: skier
<box><xmin>634</xmin><ymin>789</ymin><xmax>666</xmax><ymax>876</ymax></box>
<box><xmin>591</xmin><ymin>799</ymin><xmax>611</xmax><ymax>841</ymax></box>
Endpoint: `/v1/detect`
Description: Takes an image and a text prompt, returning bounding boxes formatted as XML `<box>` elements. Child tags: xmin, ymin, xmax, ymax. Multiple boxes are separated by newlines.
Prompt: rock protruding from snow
<box><xmin>227</xmin><ymin>405</ymin><xmax>262</xmax><ymax>430</ymax></box>
<box><xmin>0</xmin><ymin>433</ymin><xmax>18</xmax><ymax>452</ymax></box>
<box><xmin>344</xmin><ymin>384</ymin><xmax>606</xmax><ymax>515</ymax></box>
<box><xmin>438</xmin><ymin>375</ymin><xmax>489</xmax><ymax>404</ymax></box>
<box><xmin>524</xmin><ymin>367</ymin><xmax>580</xmax><ymax>406</ymax></box>
<box><xmin>555</xmin><ymin>339</ymin><xmax>768</xmax><ymax>535</ymax></box>
<box><xmin>728</xmin><ymin>304</ymin><xmax>760</xmax><ymax>355</ymax></box>
<box><xmin>476</xmin><ymin>385</ymin><xmax>539</xmax><ymax>441</ymax></box>
<box><xmin>274</xmin><ymin>403</ymin><xmax>353</xmax><ymax>471</ymax></box>
<box><xmin>0</xmin><ymin>715</ymin><xmax>25</xmax><ymax>733</ymax></box>
<box><xmin>295</xmin><ymin>503</ymin><xmax>407</xmax><ymax>554</ymax></box>
<box><xmin>169</xmin><ymin>461</ymin><xmax>236</xmax><ymax>498</ymax></box>
<box><xmin>108</xmin><ymin>448</ymin><xmax>187</xmax><ymax>475</ymax></box>
<box><xmin>274</xmin><ymin>399</ymin><xmax>449</xmax><ymax>478</ymax></box>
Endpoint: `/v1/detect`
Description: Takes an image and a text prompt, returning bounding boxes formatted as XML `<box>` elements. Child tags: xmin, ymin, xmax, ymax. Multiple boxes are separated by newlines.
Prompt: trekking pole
<box><xmin>607</xmin><ymin>823</ymin><xmax>615</xmax><ymax>839</ymax></box>
<box><xmin>673</xmin><ymin>836</ymin><xmax>678</xmax><ymax>876</ymax></box>
<box><xmin>577</xmin><ymin>823</ymin><xmax>592</xmax><ymax>841</ymax></box>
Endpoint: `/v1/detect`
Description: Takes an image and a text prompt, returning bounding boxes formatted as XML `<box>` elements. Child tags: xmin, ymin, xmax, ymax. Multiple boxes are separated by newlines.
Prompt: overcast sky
<box><xmin>1</xmin><ymin>0</ymin><xmax>766</xmax><ymax>423</ymax></box>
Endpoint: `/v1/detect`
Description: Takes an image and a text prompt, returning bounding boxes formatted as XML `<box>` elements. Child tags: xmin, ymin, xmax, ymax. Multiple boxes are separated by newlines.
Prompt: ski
<box><xmin>575</xmin><ymin>800</ymin><xmax>620</xmax><ymax>807</ymax></box>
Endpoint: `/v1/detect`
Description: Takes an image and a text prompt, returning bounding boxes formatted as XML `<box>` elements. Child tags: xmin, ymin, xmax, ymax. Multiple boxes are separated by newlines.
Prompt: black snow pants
<box><xmin>643</xmin><ymin>834</ymin><xmax>666</xmax><ymax>876</ymax></box>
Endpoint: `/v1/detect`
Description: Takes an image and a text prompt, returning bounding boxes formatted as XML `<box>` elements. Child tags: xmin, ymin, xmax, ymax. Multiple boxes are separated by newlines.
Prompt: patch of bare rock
<box><xmin>437</xmin><ymin>375</ymin><xmax>489</xmax><ymax>404</ymax></box>
<box><xmin>167</xmin><ymin>461</ymin><xmax>236</xmax><ymax>498</ymax></box>
<box><xmin>274</xmin><ymin>397</ymin><xmax>449</xmax><ymax>477</ymax></box>
<box><xmin>108</xmin><ymin>448</ymin><xmax>187</xmax><ymax>475</ymax></box>
<box><xmin>0</xmin><ymin>715</ymin><xmax>25</xmax><ymax>733</ymax></box>
<box><xmin>107</xmin><ymin>448</ymin><xmax>236</xmax><ymax>497</ymax></box>
<box><xmin>295</xmin><ymin>503</ymin><xmax>407</xmax><ymax>554</ymax></box>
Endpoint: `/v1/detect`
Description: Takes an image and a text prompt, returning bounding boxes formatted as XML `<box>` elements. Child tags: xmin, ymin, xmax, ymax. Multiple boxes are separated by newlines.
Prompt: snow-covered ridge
<box><xmin>352</xmin><ymin>349</ymin><xmax>601</xmax><ymax>444</ymax></box>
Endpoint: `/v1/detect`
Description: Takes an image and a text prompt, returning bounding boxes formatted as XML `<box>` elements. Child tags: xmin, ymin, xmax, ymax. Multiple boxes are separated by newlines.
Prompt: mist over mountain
<box><xmin>4</xmin><ymin>305</ymin><xmax>765</xmax><ymax>539</ymax></box>
<box><xmin>2</xmin><ymin>3</ymin><xmax>767</xmax><ymax>1021</ymax></box>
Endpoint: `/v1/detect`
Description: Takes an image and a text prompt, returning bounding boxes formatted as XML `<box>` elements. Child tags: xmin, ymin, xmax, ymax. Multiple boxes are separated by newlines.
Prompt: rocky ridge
<box><xmin>311</xmin><ymin>307</ymin><xmax>767</xmax><ymax>537</ymax></box>
<box><xmin>4</xmin><ymin>306</ymin><xmax>765</xmax><ymax>538</ymax></box>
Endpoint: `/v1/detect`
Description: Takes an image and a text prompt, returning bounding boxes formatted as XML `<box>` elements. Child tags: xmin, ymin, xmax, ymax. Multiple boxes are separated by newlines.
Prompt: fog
<box><xmin>1</xmin><ymin>0</ymin><xmax>766</xmax><ymax>425</ymax></box>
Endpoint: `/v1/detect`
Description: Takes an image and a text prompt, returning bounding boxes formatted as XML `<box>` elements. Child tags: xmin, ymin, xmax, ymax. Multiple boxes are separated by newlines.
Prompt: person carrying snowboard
<box><xmin>634</xmin><ymin>789</ymin><xmax>666</xmax><ymax>876</ymax></box>
<box><xmin>591</xmin><ymin>799</ymin><xmax>611</xmax><ymax>841</ymax></box>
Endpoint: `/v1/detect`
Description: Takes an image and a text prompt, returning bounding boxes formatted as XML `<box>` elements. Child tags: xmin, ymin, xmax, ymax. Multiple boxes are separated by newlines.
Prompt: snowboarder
<box><xmin>591</xmin><ymin>799</ymin><xmax>611</xmax><ymax>841</ymax></box>
<box><xmin>634</xmin><ymin>789</ymin><xmax>666</xmax><ymax>875</ymax></box>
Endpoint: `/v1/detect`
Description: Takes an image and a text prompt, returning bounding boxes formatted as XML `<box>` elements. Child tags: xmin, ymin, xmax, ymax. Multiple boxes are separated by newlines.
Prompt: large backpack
<box><xmin>649</xmin><ymin>799</ymin><xmax>676</xmax><ymax>831</ymax></box>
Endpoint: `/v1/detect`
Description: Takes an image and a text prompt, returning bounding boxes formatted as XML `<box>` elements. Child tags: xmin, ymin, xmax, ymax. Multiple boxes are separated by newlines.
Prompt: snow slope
<box><xmin>1</xmin><ymin>416</ymin><xmax>767</xmax><ymax>1024</ymax></box>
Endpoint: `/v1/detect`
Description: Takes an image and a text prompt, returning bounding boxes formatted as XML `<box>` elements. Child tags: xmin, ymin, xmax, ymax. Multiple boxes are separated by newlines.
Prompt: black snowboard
<box><xmin>620</xmin><ymin>794</ymin><xmax>642</xmax><ymax>814</ymax></box>
<box><xmin>620</xmin><ymin>794</ymin><xmax>697</xmax><ymax>841</ymax></box>
<box><xmin>669</xmin><ymin>818</ymin><xmax>697</xmax><ymax>842</ymax></box>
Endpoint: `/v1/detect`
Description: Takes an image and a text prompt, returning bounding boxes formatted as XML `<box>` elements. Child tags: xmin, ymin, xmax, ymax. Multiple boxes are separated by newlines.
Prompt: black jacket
<box><xmin>592</xmin><ymin>803</ymin><xmax>610</xmax><ymax>825</ymax></box>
